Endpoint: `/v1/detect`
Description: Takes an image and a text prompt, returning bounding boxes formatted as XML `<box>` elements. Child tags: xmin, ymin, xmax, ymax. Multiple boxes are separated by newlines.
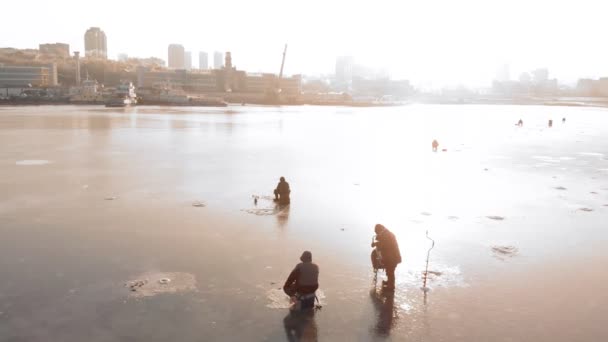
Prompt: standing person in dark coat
<box><xmin>371</xmin><ymin>224</ymin><xmax>402</xmax><ymax>291</ymax></box>
<box><xmin>274</xmin><ymin>176</ymin><xmax>291</xmax><ymax>204</ymax></box>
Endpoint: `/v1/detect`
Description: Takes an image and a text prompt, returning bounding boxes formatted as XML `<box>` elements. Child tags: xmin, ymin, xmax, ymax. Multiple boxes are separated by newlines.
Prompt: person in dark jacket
<box><xmin>283</xmin><ymin>251</ymin><xmax>319</xmax><ymax>310</ymax></box>
<box><xmin>371</xmin><ymin>224</ymin><xmax>402</xmax><ymax>291</ymax></box>
<box><xmin>274</xmin><ymin>176</ymin><xmax>291</xmax><ymax>204</ymax></box>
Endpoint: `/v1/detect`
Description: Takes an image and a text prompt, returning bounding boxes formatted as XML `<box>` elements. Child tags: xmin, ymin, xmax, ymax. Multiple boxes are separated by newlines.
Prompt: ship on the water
<box><xmin>70</xmin><ymin>79</ymin><xmax>105</xmax><ymax>104</ymax></box>
<box><xmin>138</xmin><ymin>83</ymin><xmax>227</xmax><ymax>107</ymax></box>
<box><xmin>105</xmin><ymin>82</ymin><xmax>137</xmax><ymax>107</ymax></box>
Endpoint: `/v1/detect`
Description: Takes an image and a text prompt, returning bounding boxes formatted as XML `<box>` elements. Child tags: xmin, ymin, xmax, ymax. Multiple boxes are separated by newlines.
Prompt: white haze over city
<box><xmin>2</xmin><ymin>0</ymin><xmax>607</xmax><ymax>87</ymax></box>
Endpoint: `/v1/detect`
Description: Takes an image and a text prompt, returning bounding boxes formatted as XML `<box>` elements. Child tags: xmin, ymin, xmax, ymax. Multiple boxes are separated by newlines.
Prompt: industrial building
<box><xmin>0</xmin><ymin>64</ymin><xmax>58</xmax><ymax>87</ymax></box>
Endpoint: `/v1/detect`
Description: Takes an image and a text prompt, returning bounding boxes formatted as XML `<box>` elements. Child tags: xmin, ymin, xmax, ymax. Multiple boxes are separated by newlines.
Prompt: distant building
<box><xmin>577</xmin><ymin>77</ymin><xmax>608</xmax><ymax>97</ymax></box>
<box><xmin>532</xmin><ymin>68</ymin><xmax>549</xmax><ymax>84</ymax></box>
<box><xmin>199</xmin><ymin>52</ymin><xmax>208</xmax><ymax>69</ymax></box>
<box><xmin>84</xmin><ymin>27</ymin><xmax>107</xmax><ymax>59</ymax></box>
<box><xmin>134</xmin><ymin>57</ymin><xmax>165</xmax><ymax>68</ymax></box>
<box><xmin>335</xmin><ymin>56</ymin><xmax>354</xmax><ymax>91</ymax></box>
<box><xmin>495</xmin><ymin>64</ymin><xmax>510</xmax><ymax>82</ymax></box>
<box><xmin>184</xmin><ymin>51</ymin><xmax>192</xmax><ymax>70</ymax></box>
<box><xmin>213</xmin><ymin>51</ymin><xmax>223</xmax><ymax>69</ymax></box>
<box><xmin>39</xmin><ymin>43</ymin><xmax>70</xmax><ymax>58</ymax></box>
<box><xmin>168</xmin><ymin>44</ymin><xmax>185</xmax><ymax>69</ymax></box>
<box><xmin>0</xmin><ymin>64</ymin><xmax>58</xmax><ymax>87</ymax></box>
<box><xmin>117</xmin><ymin>53</ymin><xmax>128</xmax><ymax>62</ymax></box>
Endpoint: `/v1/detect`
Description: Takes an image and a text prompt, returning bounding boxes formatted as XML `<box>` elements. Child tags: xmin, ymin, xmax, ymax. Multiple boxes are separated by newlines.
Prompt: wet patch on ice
<box><xmin>266</xmin><ymin>288</ymin><xmax>326</xmax><ymax>309</ymax></box>
<box><xmin>491</xmin><ymin>245</ymin><xmax>518</xmax><ymax>260</ymax></box>
<box><xmin>104</xmin><ymin>196</ymin><xmax>118</xmax><ymax>201</ymax></box>
<box><xmin>124</xmin><ymin>272</ymin><xmax>196</xmax><ymax>298</ymax></box>
<box><xmin>486</xmin><ymin>215</ymin><xmax>505</xmax><ymax>221</ymax></box>
<box><xmin>192</xmin><ymin>201</ymin><xmax>206</xmax><ymax>207</ymax></box>
<box><xmin>578</xmin><ymin>207</ymin><xmax>593</xmax><ymax>212</ymax></box>
<box><xmin>399</xmin><ymin>264</ymin><xmax>467</xmax><ymax>289</ymax></box>
<box><xmin>243</xmin><ymin>207</ymin><xmax>283</xmax><ymax>216</ymax></box>
<box><xmin>420</xmin><ymin>212</ymin><xmax>432</xmax><ymax>216</ymax></box>
<box><xmin>124</xmin><ymin>271</ymin><xmax>197</xmax><ymax>298</ymax></box>
<box><xmin>15</xmin><ymin>159</ymin><xmax>52</xmax><ymax>166</ymax></box>
<box><xmin>554</xmin><ymin>186</ymin><xmax>567</xmax><ymax>191</ymax></box>
<box><xmin>243</xmin><ymin>195</ymin><xmax>289</xmax><ymax>216</ymax></box>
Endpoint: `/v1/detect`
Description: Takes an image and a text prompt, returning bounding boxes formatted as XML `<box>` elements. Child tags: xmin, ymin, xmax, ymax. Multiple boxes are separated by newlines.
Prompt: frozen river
<box><xmin>0</xmin><ymin>104</ymin><xmax>607</xmax><ymax>341</ymax></box>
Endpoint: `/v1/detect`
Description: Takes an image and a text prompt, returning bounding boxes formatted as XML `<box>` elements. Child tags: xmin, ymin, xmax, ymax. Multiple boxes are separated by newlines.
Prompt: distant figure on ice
<box><xmin>548</xmin><ymin>119</ymin><xmax>553</xmax><ymax>127</ymax></box>
<box><xmin>274</xmin><ymin>176</ymin><xmax>291</xmax><ymax>205</ymax></box>
<box><xmin>371</xmin><ymin>224</ymin><xmax>402</xmax><ymax>291</ymax></box>
<box><xmin>432</xmin><ymin>139</ymin><xmax>439</xmax><ymax>152</ymax></box>
<box><xmin>517</xmin><ymin>119</ymin><xmax>523</xmax><ymax>127</ymax></box>
<box><xmin>283</xmin><ymin>251</ymin><xmax>319</xmax><ymax>311</ymax></box>
<box><xmin>562</xmin><ymin>117</ymin><xmax>566</xmax><ymax>123</ymax></box>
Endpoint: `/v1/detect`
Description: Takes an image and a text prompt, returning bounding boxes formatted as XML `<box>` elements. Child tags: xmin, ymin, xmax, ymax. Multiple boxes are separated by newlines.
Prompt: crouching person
<box><xmin>283</xmin><ymin>251</ymin><xmax>319</xmax><ymax>311</ymax></box>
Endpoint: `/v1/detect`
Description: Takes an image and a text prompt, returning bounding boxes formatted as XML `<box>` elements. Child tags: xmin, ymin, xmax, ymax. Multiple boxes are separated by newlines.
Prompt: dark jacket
<box><xmin>276</xmin><ymin>180</ymin><xmax>290</xmax><ymax>196</ymax></box>
<box><xmin>375</xmin><ymin>229</ymin><xmax>402</xmax><ymax>266</ymax></box>
<box><xmin>283</xmin><ymin>261</ymin><xmax>319</xmax><ymax>295</ymax></box>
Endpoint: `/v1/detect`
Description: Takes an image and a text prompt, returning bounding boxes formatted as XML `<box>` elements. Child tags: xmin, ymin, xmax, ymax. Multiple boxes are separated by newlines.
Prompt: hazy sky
<box><xmin>2</xmin><ymin>0</ymin><xmax>607</xmax><ymax>87</ymax></box>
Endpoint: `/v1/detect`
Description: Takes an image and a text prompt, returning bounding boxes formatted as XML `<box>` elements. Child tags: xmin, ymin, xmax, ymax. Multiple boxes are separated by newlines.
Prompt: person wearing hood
<box><xmin>283</xmin><ymin>251</ymin><xmax>319</xmax><ymax>310</ymax></box>
<box><xmin>371</xmin><ymin>224</ymin><xmax>402</xmax><ymax>291</ymax></box>
<box><xmin>274</xmin><ymin>176</ymin><xmax>291</xmax><ymax>205</ymax></box>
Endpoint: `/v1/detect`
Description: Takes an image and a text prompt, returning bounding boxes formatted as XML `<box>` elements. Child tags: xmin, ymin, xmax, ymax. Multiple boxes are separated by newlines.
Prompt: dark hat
<box><xmin>374</xmin><ymin>224</ymin><xmax>386</xmax><ymax>234</ymax></box>
<box><xmin>300</xmin><ymin>251</ymin><xmax>312</xmax><ymax>262</ymax></box>
<box><xmin>280</xmin><ymin>176</ymin><xmax>285</xmax><ymax>182</ymax></box>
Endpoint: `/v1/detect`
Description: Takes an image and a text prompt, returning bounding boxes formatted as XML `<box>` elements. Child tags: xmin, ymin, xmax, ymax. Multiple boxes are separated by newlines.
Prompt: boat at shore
<box><xmin>70</xmin><ymin>79</ymin><xmax>105</xmax><ymax>104</ymax></box>
<box><xmin>138</xmin><ymin>84</ymin><xmax>227</xmax><ymax>107</ymax></box>
<box><xmin>105</xmin><ymin>82</ymin><xmax>137</xmax><ymax>107</ymax></box>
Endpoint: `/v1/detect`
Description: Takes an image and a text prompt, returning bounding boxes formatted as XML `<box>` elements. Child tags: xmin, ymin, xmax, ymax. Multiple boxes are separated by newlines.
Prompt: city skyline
<box><xmin>3</xmin><ymin>0</ymin><xmax>608</xmax><ymax>87</ymax></box>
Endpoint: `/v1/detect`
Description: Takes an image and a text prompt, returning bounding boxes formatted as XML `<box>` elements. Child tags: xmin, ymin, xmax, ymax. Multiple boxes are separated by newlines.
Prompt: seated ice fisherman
<box><xmin>274</xmin><ymin>176</ymin><xmax>291</xmax><ymax>204</ymax></box>
<box><xmin>283</xmin><ymin>251</ymin><xmax>319</xmax><ymax>310</ymax></box>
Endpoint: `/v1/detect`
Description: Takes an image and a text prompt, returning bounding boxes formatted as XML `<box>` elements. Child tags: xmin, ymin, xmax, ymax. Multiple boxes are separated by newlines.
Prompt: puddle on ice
<box><xmin>192</xmin><ymin>201</ymin><xmax>206</xmax><ymax>207</ymax></box>
<box><xmin>491</xmin><ymin>245</ymin><xmax>518</xmax><ymax>260</ymax></box>
<box><xmin>266</xmin><ymin>288</ymin><xmax>326</xmax><ymax>309</ymax></box>
<box><xmin>104</xmin><ymin>196</ymin><xmax>118</xmax><ymax>201</ymax></box>
<box><xmin>243</xmin><ymin>195</ymin><xmax>289</xmax><ymax>216</ymax></box>
<box><xmin>124</xmin><ymin>271</ymin><xmax>197</xmax><ymax>298</ymax></box>
<box><xmin>15</xmin><ymin>159</ymin><xmax>51</xmax><ymax>166</ymax></box>
<box><xmin>447</xmin><ymin>216</ymin><xmax>459</xmax><ymax>221</ymax></box>
<box><xmin>578</xmin><ymin>207</ymin><xmax>594</xmax><ymax>212</ymax></box>
<box><xmin>554</xmin><ymin>186</ymin><xmax>567</xmax><ymax>191</ymax></box>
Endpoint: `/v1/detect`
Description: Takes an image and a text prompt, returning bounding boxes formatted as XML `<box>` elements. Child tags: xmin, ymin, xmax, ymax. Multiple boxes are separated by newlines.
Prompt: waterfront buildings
<box><xmin>39</xmin><ymin>43</ymin><xmax>70</xmax><ymax>58</ymax></box>
<box><xmin>0</xmin><ymin>64</ymin><xmax>58</xmax><ymax>87</ymax></box>
<box><xmin>199</xmin><ymin>52</ymin><xmax>208</xmax><ymax>70</ymax></box>
<box><xmin>84</xmin><ymin>27</ymin><xmax>107</xmax><ymax>59</ymax></box>
<box><xmin>168</xmin><ymin>44</ymin><xmax>185</xmax><ymax>69</ymax></box>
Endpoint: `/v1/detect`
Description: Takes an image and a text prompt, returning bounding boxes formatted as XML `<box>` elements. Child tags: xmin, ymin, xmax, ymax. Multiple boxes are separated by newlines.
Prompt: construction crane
<box><xmin>277</xmin><ymin>44</ymin><xmax>287</xmax><ymax>93</ymax></box>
